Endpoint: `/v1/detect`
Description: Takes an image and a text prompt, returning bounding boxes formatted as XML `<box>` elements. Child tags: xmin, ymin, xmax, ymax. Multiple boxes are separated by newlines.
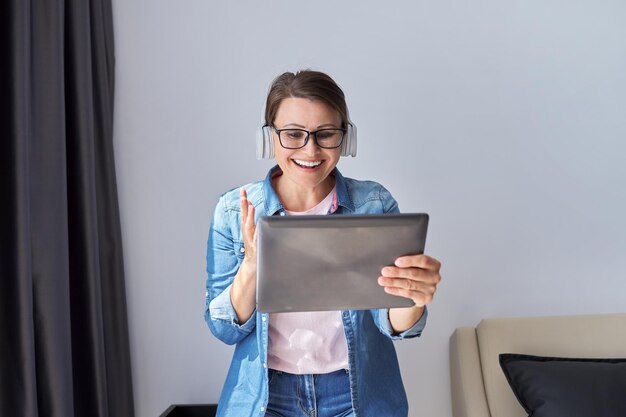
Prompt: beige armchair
<box><xmin>449</xmin><ymin>313</ymin><xmax>626</xmax><ymax>417</ymax></box>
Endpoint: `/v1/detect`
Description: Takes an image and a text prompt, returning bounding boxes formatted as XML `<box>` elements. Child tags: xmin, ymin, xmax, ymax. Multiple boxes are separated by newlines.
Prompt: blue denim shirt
<box><xmin>205</xmin><ymin>165</ymin><xmax>427</xmax><ymax>417</ymax></box>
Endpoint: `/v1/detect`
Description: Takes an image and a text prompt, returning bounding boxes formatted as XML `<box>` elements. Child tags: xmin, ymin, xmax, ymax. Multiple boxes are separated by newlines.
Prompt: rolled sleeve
<box><xmin>206</xmin><ymin>284</ymin><xmax>256</xmax><ymax>344</ymax></box>
<box><xmin>376</xmin><ymin>307</ymin><xmax>428</xmax><ymax>340</ymax></box>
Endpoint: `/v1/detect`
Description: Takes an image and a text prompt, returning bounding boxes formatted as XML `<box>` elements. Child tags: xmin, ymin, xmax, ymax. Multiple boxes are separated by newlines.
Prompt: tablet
<box><xmin>256</xmin><ymin>213</ymin><xmax>429</xmax><ymax>313</ymax></box>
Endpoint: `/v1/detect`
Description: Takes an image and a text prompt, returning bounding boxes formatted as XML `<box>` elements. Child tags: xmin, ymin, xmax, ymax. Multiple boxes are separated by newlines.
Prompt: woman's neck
<box><xmin>272</xmin><ymin>175</ymin><xmax>336</xmax><ymax>212</ymax></box>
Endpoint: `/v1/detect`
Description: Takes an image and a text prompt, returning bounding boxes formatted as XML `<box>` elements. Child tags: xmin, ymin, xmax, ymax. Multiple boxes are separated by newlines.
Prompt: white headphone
<box><xmin>256</xmin><ymin>109</ymin><xmax>357</xmax><ymax>160</ymax></box>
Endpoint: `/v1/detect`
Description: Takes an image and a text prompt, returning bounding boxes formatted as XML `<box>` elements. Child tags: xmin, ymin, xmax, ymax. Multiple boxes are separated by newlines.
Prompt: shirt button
<box><xmin>260</xmin><ymin>406</ymin><xmax>265</xmax><ymax>412</ymax></box>
<box><xmin>263</xmin><ymin>362</ymin><xmax>267</xmax><ymax>368</ymax></box>
<box><xmin>262</xmin><ymin>315</ymin><xmax>267</xmax><ymax>322</ymax></box>
<box><xmin>279</xmin><ymin>212</ymin><xmax>286</xmax><ymax>216</ymax></box>
<box><xmin>240</xmin><ymin>247</ymin><xmax>245</xmax><ymax>253</ymax></box>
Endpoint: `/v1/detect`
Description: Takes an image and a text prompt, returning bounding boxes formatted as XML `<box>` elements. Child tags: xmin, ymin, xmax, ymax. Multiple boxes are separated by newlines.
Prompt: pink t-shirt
<box><xmin>267</xmin><ymin>186</ymin><xmax>349</xmax><ymax>374</ymax></box>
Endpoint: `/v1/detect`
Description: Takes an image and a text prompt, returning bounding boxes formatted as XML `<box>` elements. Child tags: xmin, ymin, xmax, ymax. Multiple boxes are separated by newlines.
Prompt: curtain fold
<box><xmin>0</xmin><ymin>1</ymin><xmax>135</xmax><ymax>416</ymax></box>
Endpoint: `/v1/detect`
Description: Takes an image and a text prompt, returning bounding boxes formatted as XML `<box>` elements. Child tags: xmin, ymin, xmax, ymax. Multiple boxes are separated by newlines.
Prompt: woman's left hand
<box><xmin>378</xmin><ymin>254</ymin><xmax>442</xmax><ymax>308</ymax></box>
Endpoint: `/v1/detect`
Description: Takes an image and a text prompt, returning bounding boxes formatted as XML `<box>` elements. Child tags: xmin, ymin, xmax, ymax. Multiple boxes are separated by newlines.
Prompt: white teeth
<box><xmin>294</xmin><ymin>159</ymin><xmax>322</xmax><ymax>167</ymax></box>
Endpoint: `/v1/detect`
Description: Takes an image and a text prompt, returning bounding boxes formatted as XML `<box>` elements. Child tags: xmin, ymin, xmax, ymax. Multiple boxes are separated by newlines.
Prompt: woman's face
<box><xmin>272</xmin><ymin>97</ymin><xmax>343</xmax><ymax>191</ymax></box>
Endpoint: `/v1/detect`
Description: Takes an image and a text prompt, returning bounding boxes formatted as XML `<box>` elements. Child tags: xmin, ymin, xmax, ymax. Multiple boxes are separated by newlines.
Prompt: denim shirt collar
<box><xmin>262</xmin><ymin>164</ymin><xmax>355</xmax><ymax>215</ymax></box>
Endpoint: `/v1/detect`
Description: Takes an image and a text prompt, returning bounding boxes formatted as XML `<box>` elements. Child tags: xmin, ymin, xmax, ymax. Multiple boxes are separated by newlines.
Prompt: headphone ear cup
<box><xmin>256</xmin><ymin>125</ymin><xmax>275</xmax><ymax>160</ymax></box>
<box><xmin>263</xmin><ymin>126</ymin><xmax>274</xmax><ymax>159</ymax></box>
<box><xmin>341</xmin><ymin>122</ymin><xmax>357</xmax><ymax>157</ymax></box>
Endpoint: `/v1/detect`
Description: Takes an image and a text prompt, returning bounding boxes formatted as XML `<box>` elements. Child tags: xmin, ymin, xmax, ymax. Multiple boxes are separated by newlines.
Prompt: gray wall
<box><xmin>111</xmin><ymin>1</ymin><xmax>626</xmax><ymax>417</ymax></box>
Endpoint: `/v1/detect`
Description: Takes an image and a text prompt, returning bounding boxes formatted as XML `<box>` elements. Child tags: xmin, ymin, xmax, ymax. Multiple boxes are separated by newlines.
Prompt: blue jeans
<box><xmin>265</xmin><ymin>369</ymin><xmax>355</xmax><ymax>417</ymax></box>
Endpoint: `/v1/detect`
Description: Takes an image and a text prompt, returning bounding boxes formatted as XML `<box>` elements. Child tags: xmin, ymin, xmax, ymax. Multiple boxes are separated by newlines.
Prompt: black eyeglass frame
<box><xmin>272</xmin><ymin>127</ymin><xmax>347</xmax><ymax>150</ymax></box>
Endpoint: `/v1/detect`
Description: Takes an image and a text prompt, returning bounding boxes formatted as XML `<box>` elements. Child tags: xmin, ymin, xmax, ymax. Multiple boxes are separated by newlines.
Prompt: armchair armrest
<box><xmin>450</xmin><ymin>327</ymin><xmax>490</xmax><ymax>417</ymax></box>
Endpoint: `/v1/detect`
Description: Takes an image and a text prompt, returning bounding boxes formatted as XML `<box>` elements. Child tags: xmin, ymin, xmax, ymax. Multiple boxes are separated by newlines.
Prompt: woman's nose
<box><xmin>302</xmin><ymin>134</ymin><xmax>321</xmax><ymax>154</ymax></box>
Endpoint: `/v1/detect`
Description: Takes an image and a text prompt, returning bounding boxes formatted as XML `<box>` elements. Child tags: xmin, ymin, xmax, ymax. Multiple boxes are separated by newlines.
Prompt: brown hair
<box><xmin>264</xmin><ymin>70</ymin><xmax>349</xmax><ymax>128</ymax></box>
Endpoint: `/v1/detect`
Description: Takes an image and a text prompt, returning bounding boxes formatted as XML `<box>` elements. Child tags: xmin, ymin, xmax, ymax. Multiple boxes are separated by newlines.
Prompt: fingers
<box><xmin>394</xmin><ymin>254</ymin><xmax>441</xmax><ymax>271</ymax></box>
<box><xmin>378</xmin><ymin>275</ymin><xmax>435</xmax><ymax>291</ymax></box>
<box><xmin>240</xmin><ymin>188</ymin><xmax>249</xmax><ymax>223</ymax></box>
<box><xmin>240</xmin><ymin>188</ymin><xmax>256</xmax><ymax>251</ymax></box>
<box><xmin>381</xmin><ymin>283</ymin><xmax>436</xmax><ymax>306</ymax></box>
<box><xmin>380</xmin><ymin>265</ymin><xmax>441</xmax><ymax>284</ymax></box>
<box><xmin>245</xmin><ymin>203</ymin><xmax>255</xmax><ymax>240</ymax></box>
<box><xmin>379</xmin><ymin>254</ymin><xmax>442</xmax><ymax>306</ymax></box>
<box><xmin>378</xmin><ymin>274</ymin><xmax>438</xmax><ymax>306</ymax></box>
<box><xmin>240</xmin><ymin>188</ymin><xmax>253</xmax><ymax>227</ymax></box>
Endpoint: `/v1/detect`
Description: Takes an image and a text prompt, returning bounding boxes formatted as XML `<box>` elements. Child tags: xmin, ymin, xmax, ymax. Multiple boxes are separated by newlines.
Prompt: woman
<box><xmin>205</xmin><ymin>70</ymin><xmax>441</xmax><ymax>417</ymax></box>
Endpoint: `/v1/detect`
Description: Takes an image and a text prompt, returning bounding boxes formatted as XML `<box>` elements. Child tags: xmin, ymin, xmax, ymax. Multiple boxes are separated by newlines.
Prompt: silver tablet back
<box><xmin>256</xmin><ymin>213</ymin><xmax>429</xmax><ymax>313</ymax></box>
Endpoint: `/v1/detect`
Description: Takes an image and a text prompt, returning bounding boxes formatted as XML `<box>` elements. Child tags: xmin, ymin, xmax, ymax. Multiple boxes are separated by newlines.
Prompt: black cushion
<box><xmin>499</xmin><ymin>353</ymin><xmax>626</xmax><ymax>417</ymax></box>
<box><xmin>160</xmin><ymin>404</ymin><xmax>218</xmax><ymax>417</ymax></box>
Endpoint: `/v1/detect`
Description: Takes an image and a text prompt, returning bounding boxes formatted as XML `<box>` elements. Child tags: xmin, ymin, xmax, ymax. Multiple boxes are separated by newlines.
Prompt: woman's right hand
<box><xmin>230</xmin><ymin>188</ymin><xmax>258</xmax><ymax>323</ymax></box>
<box><xmin>239</xmin><ymin>188</ymin><xmax>257</xmax><ymax>271</ymax></box>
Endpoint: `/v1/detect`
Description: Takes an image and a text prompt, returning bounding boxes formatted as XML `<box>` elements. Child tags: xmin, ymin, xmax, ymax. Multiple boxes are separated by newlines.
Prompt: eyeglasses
<box><xmin>273</xmin><ymin>127</ymin><xmax>346</xmax><ymax>150</ymax></box>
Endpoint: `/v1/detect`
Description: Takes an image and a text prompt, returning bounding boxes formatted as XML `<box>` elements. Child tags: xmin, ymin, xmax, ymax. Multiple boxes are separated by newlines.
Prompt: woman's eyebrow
<box><xmin>278</xmin><ymin>123</ymin><xmax>339</xmax><ymax>129</ymax></box>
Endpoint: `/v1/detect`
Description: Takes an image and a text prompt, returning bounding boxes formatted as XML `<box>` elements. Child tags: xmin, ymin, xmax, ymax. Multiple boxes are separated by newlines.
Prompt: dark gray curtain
<box><xmin>0</xmin><ymin>0</ymin><xmax>135</xmax><ymax>416</ymax></box>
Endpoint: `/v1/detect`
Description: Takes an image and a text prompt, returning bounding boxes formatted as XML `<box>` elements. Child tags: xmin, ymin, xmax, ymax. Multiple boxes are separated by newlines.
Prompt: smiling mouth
<box><xmin>293</xmin><ymin>159</ymin><xmax>323</xmax><ymax>168</ymax></box>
